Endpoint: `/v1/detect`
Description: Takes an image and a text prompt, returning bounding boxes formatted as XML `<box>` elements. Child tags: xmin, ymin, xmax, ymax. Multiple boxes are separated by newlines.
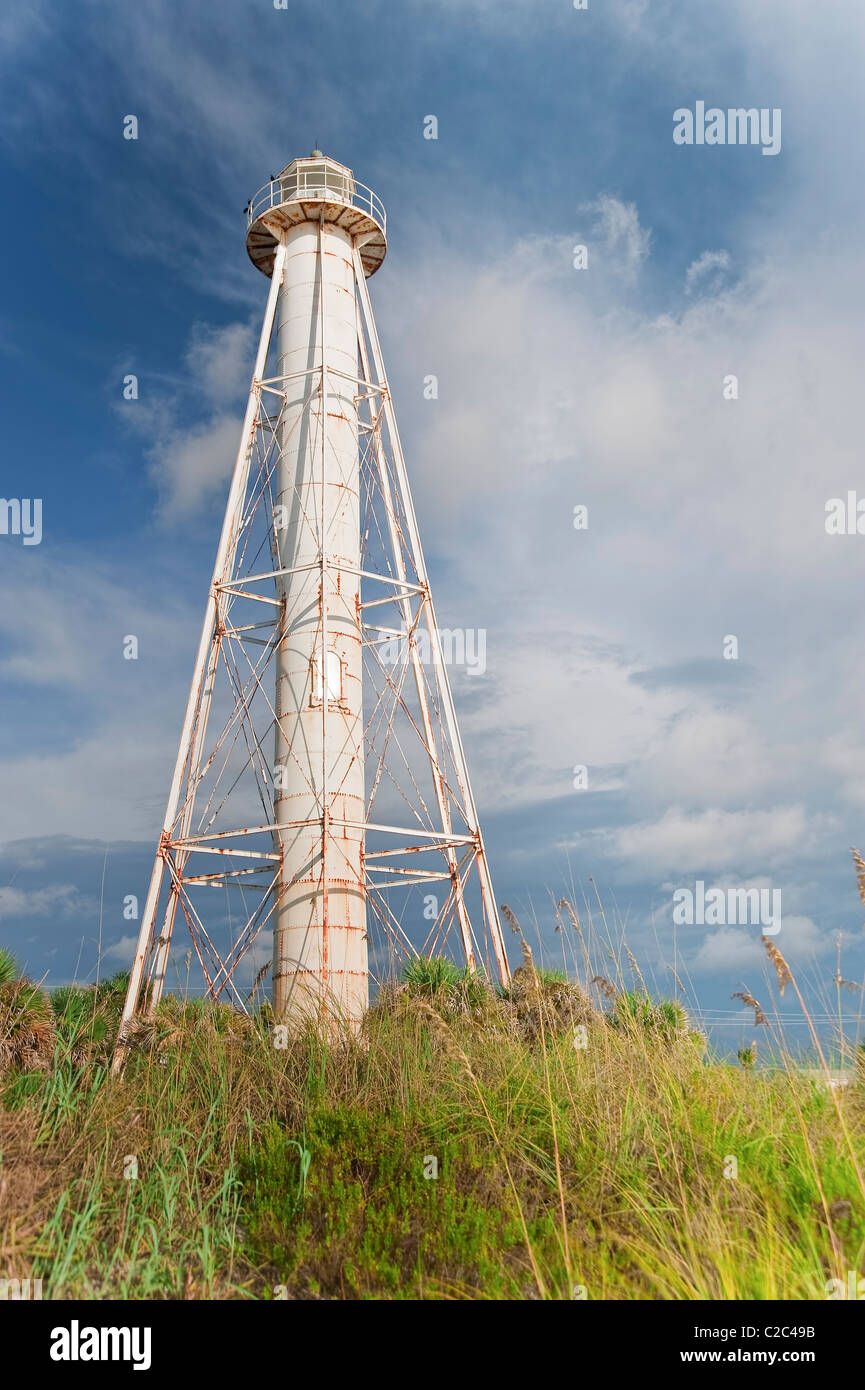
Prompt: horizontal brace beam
<box><xmin>367</xmin><ymin>875</ymin><xmax>454</xmax><ymax>888</ymax></box>
<box><xmin>182</xmin><ymin>866</ymin><xmax>271</xmax><ymax>883</ymax></box>
<box><xmin>364</xmin><ymin>842</ymin><xmax>475</xmax><ymax>859</ymax></box>
<box><xmin>257</xmin><ymin>366</ymin><xmax>385</xmax><ymax>392</ymax></box>
<box><xmin>183</xmin><ymin>880</ymin><xmax>270</xmax><ymax>892</ymax></box>
<box><xmin>366</xmin><ymin>867</ymin><xmax>453</xmax><ymax>881</ymax></box>
<box><xmin>174</xmin><ymin>820</ymin><xmax>474</xmax><ymax>848</ymax></box>
<box><xmin>350</xmin><ymin>820</ymin><xmax>475</xmax><ymax>843</ymax></box>
<box><xmin>223</xmin><ymin>619</ymin><xmax>278</xmax><ymax>633</ymax></box>
<box><xmin>171</xmin><ymin>844</ymin><xmax>281</xmax><ymax>862</ymax></box>
<box><xmin>220</xmin><ymin>560</ymin><xmax>320</xmax><ymax>587</ymax></box>
<box><xmin>363</xmin><ymin>625</ymin><xmax>420</xmax><ymax>638</ymax></box>
<box><xmin>174</xmin><ymin>823</ymin><xmax>283</xmax><ymax>846</ymax></box>
<box><xmin>213</xmin><ymin>585</ymin><xmax>282</xmax><ymax>608</ymax></box>
<box><xmin>221</xmin><ymin>563</ymin><xmax>423</xmax><ymax>597</ymax></box>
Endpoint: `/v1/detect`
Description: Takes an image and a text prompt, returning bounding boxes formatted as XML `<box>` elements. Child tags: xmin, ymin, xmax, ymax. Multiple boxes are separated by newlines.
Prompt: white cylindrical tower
<box><xmin>246</xmin><ymin>152</ymin><xmax>387</xmax><ymax>1027</ymax></box>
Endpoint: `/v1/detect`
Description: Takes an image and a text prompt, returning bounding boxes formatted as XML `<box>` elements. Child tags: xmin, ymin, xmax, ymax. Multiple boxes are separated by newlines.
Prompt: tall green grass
<box><xmin>1</xmin><ymin>946</ymin><xmax>864</xmax><ymax>1299</ymax></box>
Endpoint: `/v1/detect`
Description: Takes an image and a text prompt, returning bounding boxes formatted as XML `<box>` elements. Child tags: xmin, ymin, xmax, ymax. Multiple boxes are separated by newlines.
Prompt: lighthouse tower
<box><xmin>264</xmin><ymin>154</ymin><xmax>376</xmax><ymax>1024</ymax></box>
<box><xmin>114</xmin><ymin>152</ymin><xmax>509</xmax><ymax>1061</ymax></box>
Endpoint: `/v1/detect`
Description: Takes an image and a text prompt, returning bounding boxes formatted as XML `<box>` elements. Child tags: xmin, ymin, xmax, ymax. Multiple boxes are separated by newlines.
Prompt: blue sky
<box><xmin>2</xmin><ymin>0</ymin><xmax>865</xmax><ymax>1049</ymax></box>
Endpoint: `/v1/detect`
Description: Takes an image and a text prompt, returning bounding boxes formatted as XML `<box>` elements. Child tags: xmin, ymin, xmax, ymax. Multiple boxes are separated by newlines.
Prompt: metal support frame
<box><xmin>112</xmin><ymin>202</ymin><xmax>509</xmax><ymax>1070</ymax></box>
<box><xmin>113</xmin><ymin>244</ymin><xmax>288</xmax><ymax>1066</ymax></box>
<box><xmin>354</xmin><ymin>248</ymin><xmax>509</xmax><ymax>986</ymax></box>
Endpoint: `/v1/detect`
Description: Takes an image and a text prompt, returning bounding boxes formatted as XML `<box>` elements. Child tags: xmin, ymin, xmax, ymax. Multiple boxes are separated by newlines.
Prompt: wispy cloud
<box><xmin>0</xmin><ymin>883</ymin><xmax>89</xmax><ymax>921</ymax></box>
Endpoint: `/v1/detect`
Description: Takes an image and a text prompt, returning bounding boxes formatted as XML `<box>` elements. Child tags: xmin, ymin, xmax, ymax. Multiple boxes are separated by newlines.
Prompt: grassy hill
<box><xmin>1</xmin><ymin>942</ymin><xmax>864</xmax><ymax>1299</ymax></box>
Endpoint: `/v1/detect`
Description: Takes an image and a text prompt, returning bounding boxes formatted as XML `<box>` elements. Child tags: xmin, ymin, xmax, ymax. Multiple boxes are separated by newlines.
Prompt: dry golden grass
<box><xmin>0</xmin><ymin>952</ymin><xmax>862</xmax><ymax>1300</ymax></box>
<box><xmin>3</xmin><ymin>874</ymin><xmax>865</xmax><ymax>1303</ymax></box>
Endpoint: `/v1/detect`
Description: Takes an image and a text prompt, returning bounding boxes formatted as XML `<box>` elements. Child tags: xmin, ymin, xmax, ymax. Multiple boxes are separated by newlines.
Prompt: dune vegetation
<box><xmin>1</xmin><ymin>908</ymin><xmax>864</xmax><ymax>1300</ymax></box>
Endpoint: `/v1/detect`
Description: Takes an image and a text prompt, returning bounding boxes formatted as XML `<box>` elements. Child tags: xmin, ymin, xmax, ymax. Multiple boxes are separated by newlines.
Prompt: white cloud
<box><xmin>0</xmin><ymin>553</ymin><xmax>198</xmax><ymax>844</ymax></box>
<box><xmin>185</xmin><ymin>320</ymin><xmax>255</xmax><ymax>404</ymax></box>
<box><xmin>454</xmin><ymin>635</ymin><xmax>680</xmax><ymax>810</ymax></box>
<box><xmin>103</xmin><ymin>935</ymin><xmax>139</xmax><ymax>960</ymax></box>
<box><xmin>371</xmin><ymin>177</ymin><xmax>865</xmax><ymax>873</ymax></box>
<box><xmin>692</xmin><ymin>914</ymin><xmax>825</xmax><ymax>975</ymax></box>
<box><xmin>625</xmin><ymin>710</ymin><xmax>775</xmax><ymax>811</ymax></box>
<box><xmin>607</xmin><ymin>806</ymin><xmax>828</xmax><ymax>877</ymax></box>
<box><xmin>150</xmin><ymin>413</ymin><xmax>240</xmax><ymax>521</ymax></box>
<box><xmin>0</xmin><ymin>884</ymin><xmax>86</xmax><ymax>920</ymax></box>
<box><xmin>582</xmin><ymin>195</ymin><xmax>651</xmax><ymax>282</ymax></box>
<box><xmin>822</xmin><ymin>735</ymin><xmax>865</xmax><ymax>810</ymax></box>
<box><xmin>118</xmin><ymin>318</ymin><xmax>256</xmax><ymax>522</ymax></box>
<box><xmin>685</xmin><ymin>250</ymin><xmax>732</xmax><ymax>297</ymax></box>
<box><xmin>691</xmin><ymin>926</ymin><xmax>764</xmax><ymax>975</ymax></box>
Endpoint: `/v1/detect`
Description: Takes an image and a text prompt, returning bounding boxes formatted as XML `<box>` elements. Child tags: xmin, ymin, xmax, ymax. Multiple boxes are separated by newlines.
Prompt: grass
<box><xmin>1</xmin><ymin>933</ymin><xmax>865</xmax><ymax>1300</ymax></box>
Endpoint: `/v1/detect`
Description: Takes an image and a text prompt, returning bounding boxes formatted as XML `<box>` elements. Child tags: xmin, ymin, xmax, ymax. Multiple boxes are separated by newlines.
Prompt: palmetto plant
<box><xmin>0</xmin><ymin>950</ymin><xmax>55</xmax><ymax>1072</ymax></box>
<box><xmin>400</xmin><ymin>955</ymin><xmax>492</xmax><ymax>1012</ymax></box>
<box><xmin>0</xmin><ymin>947</ymin><xmax>19</xmax><ymax>988</ymax></box>
<box><xmin>609</xmin><ymin>989</ymin><xmax>691</xmax><ymax>1040</ymax></box>
<box><xmin>51</xmin><ymin>986</ymin><xmax>110</xmax><ymax>1058</ymax></box>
